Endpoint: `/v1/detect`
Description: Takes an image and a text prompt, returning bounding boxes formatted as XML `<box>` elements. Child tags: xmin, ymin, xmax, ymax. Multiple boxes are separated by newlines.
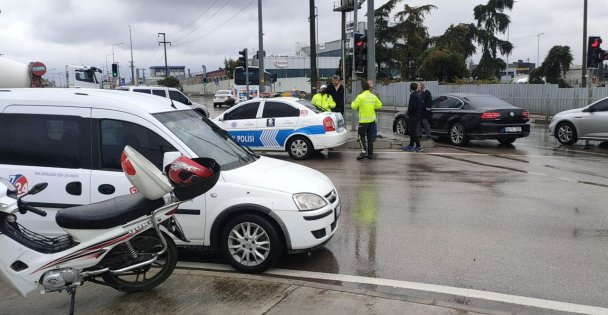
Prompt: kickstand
<box><xmin>67</xmin><ymin>286</ymin><xmax>77</xmax><ymax>315</ymax></box>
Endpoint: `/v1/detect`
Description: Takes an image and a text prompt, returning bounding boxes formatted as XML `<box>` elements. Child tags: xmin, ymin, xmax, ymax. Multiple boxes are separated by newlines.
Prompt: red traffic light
<box><xmin>591</xmin><ymin>38</ymin><xmax>602</xmax><ymax>48</ymax></box>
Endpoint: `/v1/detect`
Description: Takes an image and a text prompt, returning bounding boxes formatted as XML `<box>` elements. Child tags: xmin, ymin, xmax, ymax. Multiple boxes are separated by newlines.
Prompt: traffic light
<box><xmin>111</xmin><ymin>63</ymin><xmax>118</xmax><ymax>77</ymax></box>
<box><xmin>238</xmin><ymin>48</ymin><xmax>248</xmax><ymax>67</ymax></box>
<box><xmin>354</xmin><ymin>32</ymin><xmax>367</xmax><ymax>74</ymax></box>
<box><xmin>587</xmin><ymin>36</ymin><xmax>603</xmax><ymax>68</ymax></box>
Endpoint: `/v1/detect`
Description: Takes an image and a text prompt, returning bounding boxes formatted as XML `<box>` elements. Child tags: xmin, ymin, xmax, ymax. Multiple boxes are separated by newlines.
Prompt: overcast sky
<box><xmin>1</xmin><ymin>0</ymin><xmax>607</xmax><ymax>80</ymax></box>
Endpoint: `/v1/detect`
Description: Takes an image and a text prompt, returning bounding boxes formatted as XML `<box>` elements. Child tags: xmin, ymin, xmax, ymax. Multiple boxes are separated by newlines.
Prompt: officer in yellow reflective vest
<box><xmin>311</xmin><ymin>85</ymin><xmax>336</xmax><ymax>112</ymax></box>
<box><xmin>352</xmin><ymin>81</ymin><xmax>382</xmax><ymax>160</ymax></box>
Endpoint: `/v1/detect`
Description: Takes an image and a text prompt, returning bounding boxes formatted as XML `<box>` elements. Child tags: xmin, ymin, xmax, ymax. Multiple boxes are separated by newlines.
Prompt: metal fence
<box><xmin>360</xmin><ymin>81</ymin><xmax>608</xmax><ymax>116</ymax></box>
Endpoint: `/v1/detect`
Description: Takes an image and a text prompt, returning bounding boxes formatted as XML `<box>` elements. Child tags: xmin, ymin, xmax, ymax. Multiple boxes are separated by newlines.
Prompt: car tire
<box><xmin>497</xmin><ymin>138</ymin><xmax>516</xmax><ymax>145</ymax></box>
<box><xmin>449</xmin><ymin>122</ymin><xmax>469</xmax><ymax>146</ymax></box>
<box><xmin>220</xmin><ymin>214</ymin><xmax>283</xmax><ymax>273</ymax></box>
<box><xmin>287</xmin><ymin>136</ymin><xmax>313</xmax><ymax>160</ymax></box>
<box><xmin>395</xmin><ymin>117</ymin><xmax>408</xmax><ymax>135</ymax></box>
<box><xmin>556</xmin><ymin>122</ymin><xmax>577</xmax><ymax>145</ymax></box>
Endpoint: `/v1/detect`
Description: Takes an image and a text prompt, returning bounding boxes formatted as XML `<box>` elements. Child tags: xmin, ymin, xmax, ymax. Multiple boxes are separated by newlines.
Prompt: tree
<box><xmin>157</xmin><ymin>76</ymin><xmax>180</xmax><ymax>88</ymax></box>
<box><xmin>374</xmin><ymin>0</ymin><xmax>403</xmax><ymax>79</ymax></box>
<box><xmin>472</xmin><ymin>0</ymin><xmax>514</xmax><ymax>80</ymax></box>
<box><xmin>434</xmin><ymin>23</ymin><xmax>477</xmax><ymax>58</ymax></box>
<box><xmin>418</xmin><ymin>47</ymin><xmax>469</xmax><ymax>82</ymax></box>
<box><xmin>393</xmin><ymin>4</ymin><xmax>437</xmax><ymax>80</ymax></box>
<box><xmin>537</xmin><ymin>45</ymin><xmax>573</xmax><ymax>85</ymax></box>
<box><xmin>223</xmin><ymin>58</ymin><xmax>239</xmax><ymax>79</ymax></box>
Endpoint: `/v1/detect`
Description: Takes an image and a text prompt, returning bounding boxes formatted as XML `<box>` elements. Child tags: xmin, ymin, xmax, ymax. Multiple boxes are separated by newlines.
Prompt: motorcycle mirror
<box><xmin>26</xmin><ymin>182</ymin><xmax>48</xmax><ymax>196</ymax></box>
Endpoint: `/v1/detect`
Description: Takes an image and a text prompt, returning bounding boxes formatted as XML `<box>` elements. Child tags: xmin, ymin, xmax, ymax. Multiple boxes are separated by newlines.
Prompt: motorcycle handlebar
<box><xmin>20</xmin><ymin>203</ymin><xmax>47</xmax><ymax>217</ymax></box>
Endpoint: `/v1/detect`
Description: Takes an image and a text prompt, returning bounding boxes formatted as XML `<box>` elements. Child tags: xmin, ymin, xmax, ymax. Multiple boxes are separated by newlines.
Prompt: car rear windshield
<box><xmin>465</xmin><ymin>96</ymin><xmax>514</xmax><ymax>108</ymax></box>
<box><xmin>153</xmin><ymin>110</ymin><xmax>255</xmax><ymax>170</ymax></box>
<box><xmin>296</xmin><ymin>100</ymin><xmax>322</xmax><ymax>114</ymax></box>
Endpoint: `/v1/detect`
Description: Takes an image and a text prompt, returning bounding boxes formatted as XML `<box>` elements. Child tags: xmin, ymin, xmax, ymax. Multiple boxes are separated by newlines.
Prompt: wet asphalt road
<box><xmin>194</xmin><ymin>98</ymin><xmax>608</xmax><ymax>308</ymax></box>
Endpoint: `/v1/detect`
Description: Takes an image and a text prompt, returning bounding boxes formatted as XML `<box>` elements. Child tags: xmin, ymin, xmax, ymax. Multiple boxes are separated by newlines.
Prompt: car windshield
<box><xmin>153</xmin><ymin>110</ymin><xmax>256</xmax><ymax>170</ymax></box>
<box><xmin>296</xmin><ymin>99</ymin><xmax>322</xmax><ymax>114</ymax></box>
<box><xmin>465</xmin><ymin>96</ymin><xmax>514</xmax><ymax>108</ymax></box>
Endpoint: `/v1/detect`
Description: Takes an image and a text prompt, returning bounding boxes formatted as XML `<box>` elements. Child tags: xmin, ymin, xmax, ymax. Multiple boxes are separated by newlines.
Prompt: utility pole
<box><xmin>258</xmin><ymin>0</ymin><xmax>265</xmax><ymax>94</ymax></box>
<box><xmin>367</xmin><ymin>0</ymin><xmax>375</xmax><ymax>82</ymax></box>
<box><xmin>129</xmin><ymin>25</ymin><xmax>135</xmax><ymax>85</ymax></box>
<box><xmin>582</xmin><ymin>0</ymin><xmax>588</xmax><ymax>87</ymax></box>
<box><xmin>158</xmin><ymin>32</ymin><xmax>171</xmax><ymax>77</ymax></box>
<box><xmin>352</xmin><ymin>0</ymin><xmax>358</xmax><ymax>99</ymax></box>
<box><xmin>309</xmin><ymin>0</ymin><xmax>317</xmax><ymax>95</ymax></box>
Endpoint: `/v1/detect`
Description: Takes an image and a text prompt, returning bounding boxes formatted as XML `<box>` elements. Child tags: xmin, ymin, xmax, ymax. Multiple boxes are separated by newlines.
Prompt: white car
<box><xmin>212</xmin><ymin>97</ymin><xmax>348</xmax><ymax>160</ymax></box>
<box><xmin>213</xmin><ymin>89</ymin><xmax>237</xmax><ymax>108</ymax></box>
<box><xmin>116</xmin><ymin>85</ymin><xmax>209</xmax><ymax>117</ymax></box>
<box><xmin>0</xmin><ymin>88</ymin><xmax>340</xmax><ymax>273</ymax></box>
<box><xmin>549</xmin><ymin>96</ymin><xmax>608</xmax><ymax>145</ymax></box>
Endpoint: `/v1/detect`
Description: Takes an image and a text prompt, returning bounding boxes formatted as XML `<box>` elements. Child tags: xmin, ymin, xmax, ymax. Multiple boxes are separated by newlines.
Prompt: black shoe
<box><xmin>356</xmin><ymin>153</ymin><xmax>367</xmax><ymax>160</ymax></box>
<box><xmin>367</xmin><ymin>154</ymin><xmax>373</xmax><ymax>160</ymax></box>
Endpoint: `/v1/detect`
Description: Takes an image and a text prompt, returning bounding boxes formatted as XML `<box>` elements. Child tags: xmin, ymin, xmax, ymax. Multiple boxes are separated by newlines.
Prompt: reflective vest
<box><xmin>351</xmin><ymin>90</ymin><xmax>382</xmax><ymax>123</ymax></box>
<box><xmin>311</xmin><ymin>93</ymin><xmax>336</xmax><ymax>112</ymax></box>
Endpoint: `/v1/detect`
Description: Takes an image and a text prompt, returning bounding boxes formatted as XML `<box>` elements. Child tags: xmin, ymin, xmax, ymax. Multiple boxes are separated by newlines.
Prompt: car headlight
<box><xmin>293</xmin><ymin>193</ymin><xmax>327</xmax><ymax>211</ymax></box>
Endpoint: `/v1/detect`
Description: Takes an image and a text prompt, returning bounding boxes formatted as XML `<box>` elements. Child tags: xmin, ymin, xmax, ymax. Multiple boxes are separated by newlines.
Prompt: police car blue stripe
<box><xmin>228</xmin><ymin>125</ymin><xmax>327</xmax><ymax>148</ymax></box>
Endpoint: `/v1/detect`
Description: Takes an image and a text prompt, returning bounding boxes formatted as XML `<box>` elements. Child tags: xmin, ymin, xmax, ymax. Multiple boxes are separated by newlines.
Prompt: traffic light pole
<box><xmin>582</xmin><ymin>0</ymin><xmax>587</xmax><ymax>87</ymax></box>
<box><xmin>367</xmin><ymin>0</ymin><xmax>375</xmax><ymax>82</ymax></box>
<box><xmin>351</xmin><ymin>0</ymin><xmax>358</xmax><ymax>102</ymax></box>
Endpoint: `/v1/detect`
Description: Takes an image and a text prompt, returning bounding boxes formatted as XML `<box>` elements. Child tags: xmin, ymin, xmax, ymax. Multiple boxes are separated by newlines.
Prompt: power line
<box><xmin>173</xmin><ymin>0</ymin><xmax>233</xmax><ymax>44</ymax></box>
<box><xmin>168</xmin><ymin>0</ymin><xmax>220</xmax><ymax>37</ymax></box>
<box><xmin>172</xmin><ymin>0</ymin><xmax>254</xmax><ymax>48</ymax></box>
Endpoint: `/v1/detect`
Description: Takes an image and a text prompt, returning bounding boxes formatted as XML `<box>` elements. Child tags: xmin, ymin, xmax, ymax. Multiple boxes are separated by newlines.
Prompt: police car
<box><xmin>212</xmin><ymin>97</ymin><xmax>347</xmax><ymax>160</ymax></box>
<box><xmin>0</xmin><ymin>89</ymin><xmax>341</xmax><ymax>273</ymax></box>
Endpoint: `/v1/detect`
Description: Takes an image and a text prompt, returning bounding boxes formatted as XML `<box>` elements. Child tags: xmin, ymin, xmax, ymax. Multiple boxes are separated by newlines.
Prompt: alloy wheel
<box><xmin>227</xmin><ymin>222</ymin><xmax>271</xmax><ymax>267</ymax></box>
<box><xmin>450</xmin><ymin>123</ymin><xmax>465</xmax><ymax>145</ymax></box>
<box><xmin>557</xmin><ymin>124</ymin><xmax>574</xmax><ymax>144</ymax></box>
<box><xmin>290</xmin><ymin>139</ymin><xmax>309</xmax><ymax>158</ymax></box>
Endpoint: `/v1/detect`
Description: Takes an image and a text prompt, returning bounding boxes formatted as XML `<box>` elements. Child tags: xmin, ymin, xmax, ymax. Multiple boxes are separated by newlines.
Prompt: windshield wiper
<box><xmin>242</xmin><ymin>144</ymin><xmax>260</xmax><ymax>159</ymax></box>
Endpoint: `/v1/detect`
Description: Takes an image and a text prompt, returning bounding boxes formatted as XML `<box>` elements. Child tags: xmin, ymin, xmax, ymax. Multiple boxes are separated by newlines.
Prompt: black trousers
<box><xmin>408</xmin><ymin>117</ymin><xmax>421</xmax><ymax>147</ymax></box>
<box><xmin>358</xmin><ymin>122</ymin><xmax>375</xmax><ymax>156</ymax></box>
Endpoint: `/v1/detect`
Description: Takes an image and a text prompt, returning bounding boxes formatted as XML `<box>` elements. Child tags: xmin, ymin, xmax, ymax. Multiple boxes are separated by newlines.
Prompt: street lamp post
<box><xmin>537</xmin><ymin>33</ymin><xmax>544</xmax><ymax>67</ymax></box>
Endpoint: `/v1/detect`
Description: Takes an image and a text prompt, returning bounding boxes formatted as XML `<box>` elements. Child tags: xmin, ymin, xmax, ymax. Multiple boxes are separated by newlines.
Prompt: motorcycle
<box><xmin>0</xmin><ymin>146</ymin><xmax>220</xmax><ymax>314</ymax></box>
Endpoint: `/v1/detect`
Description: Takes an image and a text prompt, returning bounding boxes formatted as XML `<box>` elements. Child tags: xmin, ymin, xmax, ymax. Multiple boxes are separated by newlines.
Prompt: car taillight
<box><xmin>522</xmin><ymin>111</ymin><xmax>529</xmax><ymax>118</ymax></box>
<box><xmin>480</xmin><ymin>112</ymin><xmax>501</xmax><ymax>120</ymax></box>
<box><xmin>323</xmin><ymin>116</ymin><xmax>336</xmax><ymax>132</ymax></box>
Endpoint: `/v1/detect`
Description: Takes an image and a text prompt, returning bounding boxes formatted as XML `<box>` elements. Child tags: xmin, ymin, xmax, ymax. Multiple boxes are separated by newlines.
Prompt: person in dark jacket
<box><xmin>417</xmin><ymin>82</ymin><xmax>432</xmax><ymax>140</ymax></box>
<box><xmin>403</xmin><ymin>82</ymin><xmax>423</xmax><ymax>152</ymax></box>
<box><xmin>326</xmin><ymin>75</ymin><xmax>345</xmax><ymax>115</ymax></box>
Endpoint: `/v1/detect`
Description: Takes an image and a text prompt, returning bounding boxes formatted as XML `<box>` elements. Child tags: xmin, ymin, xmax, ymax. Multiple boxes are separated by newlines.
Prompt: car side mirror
<box><xmin>218</xmin><ymin>114</ymin><xmax>224</xmax><ymax>121</ymax></box>
<box><xmin>162</xmin><ymin>151</ymin><xmax>183</xmax><ymax>172</ymax></box>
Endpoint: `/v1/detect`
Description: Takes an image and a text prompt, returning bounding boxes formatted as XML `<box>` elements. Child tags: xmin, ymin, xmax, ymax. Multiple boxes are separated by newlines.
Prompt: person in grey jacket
<box><xmin>403</xmin><ymin>82</ymin><xmax>424</xmax><ymax>152</ymax></box>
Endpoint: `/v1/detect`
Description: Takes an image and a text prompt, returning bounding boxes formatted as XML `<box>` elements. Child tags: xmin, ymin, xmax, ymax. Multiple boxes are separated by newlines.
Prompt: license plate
<box><xmin>334</xmin><ymin>204</ymin><xmax>341</xmax><ymax>220</ymax></box>
<box><xmin>504</xmin><ymin>127</ymin><xmax>522</xmax><ymax>132</ymax></box>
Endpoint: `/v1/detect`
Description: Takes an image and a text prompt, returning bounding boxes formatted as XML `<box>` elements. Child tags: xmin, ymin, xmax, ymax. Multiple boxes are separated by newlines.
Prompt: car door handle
<box><xmin>66</xmin><ymin>182</ymin><xmax>82</xmax><ymax>196</ymax></box>
<box><xmin>98</xmin><ymin>184</ymin><xmax>116</xmax><ymax>195</ymax></box>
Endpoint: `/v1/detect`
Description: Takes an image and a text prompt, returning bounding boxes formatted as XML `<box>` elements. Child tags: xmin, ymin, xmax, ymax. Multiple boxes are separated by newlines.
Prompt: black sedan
<box><xmin>393</xmin><ymin>93</ymin><xmax>530</xmax><ymax>145</ymax></box>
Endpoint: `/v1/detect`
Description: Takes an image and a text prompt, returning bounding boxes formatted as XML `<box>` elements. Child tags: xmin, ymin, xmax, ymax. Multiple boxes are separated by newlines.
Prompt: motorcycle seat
<box><xmin>56</xmin><ymin>193</ymin><xmax>165</xmax><ymax>230</ymax></box>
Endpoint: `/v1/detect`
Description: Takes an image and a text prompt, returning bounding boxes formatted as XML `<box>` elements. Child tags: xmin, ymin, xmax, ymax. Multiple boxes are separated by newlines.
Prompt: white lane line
<box><xmin>177</xmin><ymin>262</ymin><xmax>608</xmax><ymax>315</ymax></box>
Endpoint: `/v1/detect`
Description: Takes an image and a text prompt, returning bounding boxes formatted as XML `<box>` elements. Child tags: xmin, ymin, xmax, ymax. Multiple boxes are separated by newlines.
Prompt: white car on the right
<box><xmin>213</xmin><ymin>89</ymin><xmax>237</xmax><ymax>108</ymax></box>
<box><xmin>549</xmin><ymin>96</ymin><xmax>608</xmax><ymax>145</ymax></box>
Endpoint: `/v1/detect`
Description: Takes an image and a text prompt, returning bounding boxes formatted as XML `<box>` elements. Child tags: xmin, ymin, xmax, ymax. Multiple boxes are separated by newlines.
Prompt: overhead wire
<box><xmin>172</xmin><ymin>0</ymin><xmax>254</xmax><ymax>48</ymax></box>
<box><xmin>168</xmin><ymin>0</ymin><xmax>220</xmax><ymax>38</ymax></box>
<box><xmin>172</xmin><ymin>0</ymin><xmax>233</xmax><ymax>44</ymax></box>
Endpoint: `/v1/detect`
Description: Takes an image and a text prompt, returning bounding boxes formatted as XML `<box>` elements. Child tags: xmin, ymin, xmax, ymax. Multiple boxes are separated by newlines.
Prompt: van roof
<box><xmin>0</xmin><ymin>88</ymin><xmax>191</xmax><ymax>115</ymax></box>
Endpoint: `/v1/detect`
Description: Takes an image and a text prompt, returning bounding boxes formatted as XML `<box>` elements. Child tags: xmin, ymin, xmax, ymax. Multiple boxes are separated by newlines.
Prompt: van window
<box><xmin>0</xmin><ymin>114</ymin><xmax>88</xmax><ymax>168</ymax></box>
<box><xmin>152</xmin><ymin>90</ymin><xmax>167</xmax><ymax>97</ymax></box>
<box><xmin>169</xmin><ymin>90</ymin><xmax>190</xmax><ymax>105</ymax></box>
<box><xmin>133</xmin><ymin>89</ymin><xmax>151</xmax><ymax>94</ymax></box>
<box><xmin>99</xmin><ymin>120</ymin><xmax>176</xmax><ymax>171</ymax></box>
<box><xmin>224</xmin><ymin>102</ymin><xmax>260</xmax><ymax>120</ymax></box>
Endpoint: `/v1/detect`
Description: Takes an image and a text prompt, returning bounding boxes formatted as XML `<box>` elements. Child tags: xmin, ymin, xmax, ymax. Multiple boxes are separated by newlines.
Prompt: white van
<box><xmin>0</xmin><ymin>88</ymin><xmax>340</xmax><ymax>273</ymax></box>
<box><xmin>116</xmin><ymin>85</ymin><xmax>209</xmax><ymax>117</ymax></box>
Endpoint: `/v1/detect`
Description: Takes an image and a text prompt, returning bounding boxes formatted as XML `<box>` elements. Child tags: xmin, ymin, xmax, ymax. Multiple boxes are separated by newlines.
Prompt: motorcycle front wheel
<box><xmin>101</xmin><ymin>230</ymin><xmax>177</xmax><ymax>292</ymax></box>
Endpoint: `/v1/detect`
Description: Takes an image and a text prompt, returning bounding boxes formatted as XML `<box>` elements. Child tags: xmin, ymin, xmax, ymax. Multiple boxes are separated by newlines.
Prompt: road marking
<box><xmin>177</xmin><ymin>262</ymin><xmax>608</xmax><ymax>315</ymax></box>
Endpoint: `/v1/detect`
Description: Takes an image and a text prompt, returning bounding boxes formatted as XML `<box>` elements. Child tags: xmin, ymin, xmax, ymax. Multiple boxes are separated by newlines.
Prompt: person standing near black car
<box><xmin>326</xmin><ymin>75</ymin><xmax>345</xmax><ymax>115</ymax></box>
<box><xmin>417</xmin><ymin>82</ymin><xmax>432</xmax><ymax>140</ymax></box>
<box><xmin>403</xmin><ymin>82</ymin><xmax>423</xmax><ymax>152</ymax></box>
